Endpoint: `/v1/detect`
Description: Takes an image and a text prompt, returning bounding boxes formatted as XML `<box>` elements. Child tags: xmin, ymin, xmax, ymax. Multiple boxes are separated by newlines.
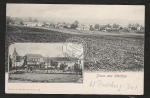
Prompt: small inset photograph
<box><xmin>8</xmin><ymin>43</ymin><xmax>83</xmax><ymax>83</ymax></box>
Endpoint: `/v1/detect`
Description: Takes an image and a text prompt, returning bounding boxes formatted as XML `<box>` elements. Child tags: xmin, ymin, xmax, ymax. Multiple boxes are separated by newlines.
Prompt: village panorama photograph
<box><xmin>6</xmin><ymin>4</ymin><xmax>144</xmax><ymax>73</ymax></box>
<box><xmin>8</xmin><ymin>43</ymin><xmax>83</xmax><ymax>83</ymax></box>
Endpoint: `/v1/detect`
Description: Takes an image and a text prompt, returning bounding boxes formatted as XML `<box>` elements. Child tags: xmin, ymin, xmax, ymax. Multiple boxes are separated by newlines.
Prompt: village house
<box><xmin>11</xmin><ymin>48</ymin><xmax>82</xmax><ymax>70</ymax></box>
<box><xmin>76</xmin><ymin>24</ymin><xmax>90</xmax><ymax>30</ymax></box>
<box><xmin>52</xmin><ymin>57</ymin><xmax>81</xmax><ymax>70</ymax></box>
<box><xmin>64</xmin><ymin>23</ymin><xmax>71</xmax><ymax>29</ymax></box>
<box><xmin>57</xmin><ymin>24</ymin><xmax>64</xmax><ymax>29</ymax></box>
<box><xmin>24</xmin><ymin>54</ymin><xmax>44</xmax><ymax>68</ymax></box>
<box><xmin>24</xmin><ymin>22</ymin><xmax>37</xmax><ymax>27</ymax></box>
<box><xmin>105</xmin><ymin>27</ymin><xmax>112</xmax><ymax>32</ymax></box>
<box><xmin>111</xmin><ymin>27</ymin><xmax>120</xmax><ymax>32</ymax></box>
<box><xmin>36</xmin><ymin>22</ymin><xmax>43</xmax><ymax>27</ymax></box>
<box><xmin>137</xmin><ymin>25</ymin><xmax>145</xmax><ymax>31</ymax></box>
<box><xmin>49</xmin><ymin>23</ymin><xmax>55</xmax><ymax>27</ymax></box>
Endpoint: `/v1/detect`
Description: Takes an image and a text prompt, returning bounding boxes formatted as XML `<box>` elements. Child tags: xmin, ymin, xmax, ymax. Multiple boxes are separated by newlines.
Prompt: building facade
<box><xmin>12</xmin><ymin>48</ymin><xmax>24</xmax><ymax>68</ymax></box>
<box><xmin>11</xmin><ymin>48</ymin><xmax>82</xmax><ymax>70</ymax></box>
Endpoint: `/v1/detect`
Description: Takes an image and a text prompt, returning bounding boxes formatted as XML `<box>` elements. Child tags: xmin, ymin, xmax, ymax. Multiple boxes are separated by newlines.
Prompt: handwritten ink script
<box><xmin>88</xmin><ymin>74</ymin><xmax>137</xmax><ymax>92</ymax></box>
<box><xmin>89</xmin><ymin>80</ymin><xmax>137</xmax><ymax>91</ymax></box>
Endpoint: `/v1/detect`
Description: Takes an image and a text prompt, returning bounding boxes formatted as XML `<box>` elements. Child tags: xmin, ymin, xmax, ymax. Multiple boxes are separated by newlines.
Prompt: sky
<box><xmin>9</xmin><ymin>43</ymin><xmax>64</xmax><ymax>57</ymax></box>
<box><xmin>6</xmin><ymin>4</ymin><xmax>145</xmax><ymax>25</ymax></box>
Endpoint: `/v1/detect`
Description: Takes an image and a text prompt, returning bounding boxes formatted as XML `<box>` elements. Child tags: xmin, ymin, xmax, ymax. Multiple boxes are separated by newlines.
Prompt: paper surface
<box><xmin>5</xmin><ymin>4</ymin><xmax>144</xmax><ymax>95</ymax></box>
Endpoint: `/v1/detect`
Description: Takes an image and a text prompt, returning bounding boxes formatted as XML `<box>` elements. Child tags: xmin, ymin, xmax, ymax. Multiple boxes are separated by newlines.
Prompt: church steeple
<box><xmin>12</xmin><ymin>47</ymin><xmax>19</xmax><ymax>67</ymax></box>
<box><xmin>14</xmin><ymin>47</ymin><xmax>16</xmax><ymax>53</ymax></box>
<box><xmin>13</xmin><ymin>47</ymin><xmax>18</xmax><ymax>56</ymax></box>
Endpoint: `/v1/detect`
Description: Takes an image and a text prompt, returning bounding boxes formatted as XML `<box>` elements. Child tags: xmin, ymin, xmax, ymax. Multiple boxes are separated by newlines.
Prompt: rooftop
<box><xmin>26</xmin><ymin>54</ymin><xmax>43</xmax><ymax>58</ymax></box>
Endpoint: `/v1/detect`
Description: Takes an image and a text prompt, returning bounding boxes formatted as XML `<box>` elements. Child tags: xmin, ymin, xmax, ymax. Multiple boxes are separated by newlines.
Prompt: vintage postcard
<box><xmin>5</xmin><ymin>4</ymin><xmax>144</xmax><ymax>94</ymax></box>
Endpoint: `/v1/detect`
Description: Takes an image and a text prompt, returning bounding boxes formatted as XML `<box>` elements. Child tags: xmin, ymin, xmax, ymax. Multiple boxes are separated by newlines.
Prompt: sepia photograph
<box><xmin>5</xmin><ymin>4</ymin><xmax>144</xmax><ymax>94</ymax></box>
<box><xmin>8</xmin><ymin>43</ymin><xmax>83</xmax><ymax>83</ymax></box>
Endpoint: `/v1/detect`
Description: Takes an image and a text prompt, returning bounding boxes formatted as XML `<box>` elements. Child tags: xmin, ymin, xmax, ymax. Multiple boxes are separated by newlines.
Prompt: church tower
<box><xmin>12</xmin><ymin>48</ymin><xmax>19</xmax><ymax>67</ymax></box>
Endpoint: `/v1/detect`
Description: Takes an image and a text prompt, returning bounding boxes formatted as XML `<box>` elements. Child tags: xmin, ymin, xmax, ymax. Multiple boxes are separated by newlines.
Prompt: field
<box><xmin>9</xmin><ymin>73</ymin><xmax>82</xmax><ymax>83</ymax></box>
<box><xmin>6</xmin><ymin>25</ymin><xmax>144</xmax><ymax>72</ymax></box>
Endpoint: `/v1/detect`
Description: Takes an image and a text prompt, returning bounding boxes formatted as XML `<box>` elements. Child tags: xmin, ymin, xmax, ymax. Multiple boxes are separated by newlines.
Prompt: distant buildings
<box><xmin>76</xmin><ymin>24</ymin><xmax>90</xmax><ymax>30</ymax></box>
<box><xmin>11</xmin><ymin>48</ymin><xmax>82</xmax><ymax>71</ymax></box>
<box><xmin>25</xmin><ymin>54</ymin><xmax>44</xmax><ymax>67</ymax></box>
<box><xmin>24</xmin><ymin>22</ymin><xmax>43</xmax><ymax>27</ymax></box>
<box><xmin>7</xmin><ymin>16</ymin><xmax>144</xmax><ymax>33</ymax></box>
<box><xmin>24</xmin><ymin>22</ymin><xmax>37</xmax><ymax>27</ymax></box>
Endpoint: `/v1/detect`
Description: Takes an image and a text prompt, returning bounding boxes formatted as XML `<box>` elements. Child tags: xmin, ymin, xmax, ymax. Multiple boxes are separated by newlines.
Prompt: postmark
<box><xmin>62</xmin><ymin>37</ymin><xmax>87</xmax><ymax>61</ymax></box>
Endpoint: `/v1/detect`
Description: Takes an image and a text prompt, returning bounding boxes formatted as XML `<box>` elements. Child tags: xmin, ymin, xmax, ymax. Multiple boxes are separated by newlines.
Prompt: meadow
<box><xmin>6</xmin><ymin>25</ymin><xmax>144</xmax><ymax>72</ymax></box>
<box><xmin>9</xmin><ymin>73</ymin><xmax>82</xmax><ymax>83</ymax></box>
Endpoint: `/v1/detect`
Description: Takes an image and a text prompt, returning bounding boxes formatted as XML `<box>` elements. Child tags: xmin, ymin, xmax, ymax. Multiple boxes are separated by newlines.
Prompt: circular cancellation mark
<box><xmin>62</xmin><ymin>37</ymin><xmax>87</xmax><ymax>61</ymax></box>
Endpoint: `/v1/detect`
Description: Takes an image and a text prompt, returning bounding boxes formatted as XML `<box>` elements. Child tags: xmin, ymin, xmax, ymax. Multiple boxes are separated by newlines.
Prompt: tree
<box><xmin>74</xmin><ymin>63</ymin><xmax>82</xmax><ymax>74</ymax></box>
<box><xmin>113</xmin><ymin>23</ymin><xmax>119</xmax><ymax>28</ymax></box>
<box><xmin>60</xmin><ymin>63</ymin><xmax>68</xmax><ymax>71</ymax></box>
<box><xmin>33</xmin><ymin>19</ymin><xmax>38</xmax><ymax>22</ymax></box>
<box><xmin>135</xmin><ymin>23</ymin><xmax>140</xmax><ymax>28</ymax></box>
<box><xmin>122</xmin><ymin>27</ymin><xmax>130</xmax><ymax>32</ymax></box>
<box><xmin>131</xmin><ymin>26</ymin><xmax>137</xmax><ymax>30</ymax></box>
<box><xmin>20</xmin><ymin>21</ymin><xmax>24</xmax><ymax>25</ymax></box>
<box><xmin>94</xmin><ymin>24</ymin><xmax>100</xmax><ymax>30</ymax></box>
<box><xmin>28</xmin><ymin>17</ymin><xmax>32</xmax><ymax>22</ymax></box>
<box><xmin>74</xmin><ymin>20</ymin><xmax>79</xmax><ymax>25</ymax></box>
<box><xmin>42</xmin><ymin>22</ymin><xmax>46</xmax><ymax>27</ymax></box>
<box><xmin>50</xmin><ymin>60</ymin><xmax>58</xmax><ymax>69</ymax></box>
<box><xmin>70</xmin><ymin>20</ymin><xmax>79</xmax><ymax>29</ymax></box>
<box><xmin>6</xmin><ymin>16</ymin><xmax>13</xmax><ymax>24</ymax></box>
<box><xmin>9</xmin><ymin>55</ymin><xmax>12</xmax><ymax>71</ymax></box>
<box><xmin>50</xmin><ymin>59</ymin><xmax>54</xmax><ymax>66</ymax></box>
<box><xmin>100</xmin><ymin>25</ymin><xmax>107</xmax><ymax>31</ymax></box>
<box><xmin>128</xmin><ymin>23</ymin><xmax>132</xmax><ymax>29</ymax></box>
<box><xmin>62</xmin><ymin>22</ymin><xmax>66</xmax><ymax>24</ymax></box>
<box><xmin>119</xmin><ymin>27</ymin><xmax>123</xmax><ymax>30</ymax></box>
<box><xmin>90</xmin><ymin>25</ymin><xmax>94</xmax><ymax>31</ymax></box>
<box><xmin>106</xmin><ymin>24</ymin><xmax>111</xmax><ymax>28</ymax></box>
<box><xmin>53</xmin><ymin>61</ymin><xmax>58</xmax><ymax>69</ymax></box>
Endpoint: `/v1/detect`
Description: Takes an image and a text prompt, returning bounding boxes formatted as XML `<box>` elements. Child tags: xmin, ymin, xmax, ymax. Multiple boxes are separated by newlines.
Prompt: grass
<box><xmin>9</xmin><ymin>73</ymin><xmax>82</xmax><ymax>83</ymax></box>
<box><xmin>6</xmin><ymin>25</ymin><xmax>144</xmax><ymax>72</ymax></box>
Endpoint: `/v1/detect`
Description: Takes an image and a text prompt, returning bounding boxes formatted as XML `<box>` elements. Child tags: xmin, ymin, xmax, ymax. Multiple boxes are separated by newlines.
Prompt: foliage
<box><xmin>33</xmin><ymin>19</ymin><xmax>38</xmax><ymax>22</ymax></box>
<box><xmin>131</xmin><ymin>27</ymin><xmax>137</xmax><ymax>30</ymax></box>
<box><xmin>106</xmin><ymin>24</ymin><xmax>111</xmax><ymax>28</ymax></box>
<box><xmin>113</xmin><ymin>23</ymin><xmax>119</xmax><ymax>28</ymax></box>
<box><xmin>100</xmin><ymin>25</ymin><xmax>107</xmax><ymax>30</ymax></box>
<box><xmin>119</xmin><ymin>27</ymin><xmax>123</xmax><ymax>30</ymax></box>
<box><xmin>122</xmin><ymin>27</ymin><xmax>130</xmax><ymax>32</ymax></box>
<box><xmin>94</xmin><ymin>24</ymin><xmax>100</xmax><ymax>30</ymax></box>
<box><xmin>134</xmin><ymin>23</ymin><xmax>140</xmax><ymax>28</ymax></box>
<box><xmin>74</xmin><ymin>63</ymin><xmax>82</xmax><ymax>74</ymax></box>
<box><xmin>128</xmin><ymin>23</ymin><xmax>132</xmax><ymax>29</ymax></box>
<box><xmin>50</xmin><ymin>59</ymin><xmax>58</xmax><ymax>68</ymax></box>
<box><xmin>60</xmin><ymin>63</ymin><xmax>68</xmax><ymax>71</ymax></box>
<box><xmin>70</xmin><ymin>20</ymin><xmax>79</xmax><ymax>29</ymax></box>
<box><xmin>6</xmin><ymin>25</ymin><xmax>144</xmax><ymax>72</ymax></box>
<box><xmin>20</xmin><ymin>21</ymin><xmax>24</xmax><ymax>25</ymax></box>
<box><xmin>89</xmin><ymin>25</ymin><xmax>94</xmax><ymax>31</ymax></box>
<box><xmin>9</xmin><ymin>55</ymin><xmax>12</xmax><ymax>70</ymax></box>
<box><xmin>6</xmin><ymin>16</ymin><xmax>14</xmax><ymax>24</ymax></box>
